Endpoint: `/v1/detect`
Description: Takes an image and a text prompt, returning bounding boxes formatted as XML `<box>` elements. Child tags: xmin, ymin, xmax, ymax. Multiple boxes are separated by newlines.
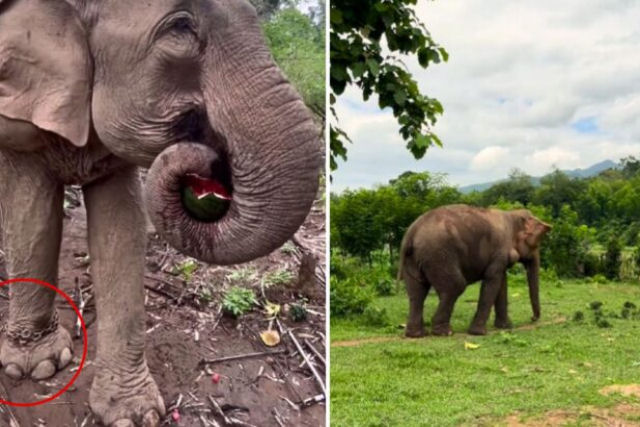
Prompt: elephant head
<box><xmin>0</xmin><ymin>0</ymin><xmax>322</xmax><ymax>264</ymax></box>
<box><xmin>509</xmin><ymin>210</ymin><xmax>552</xmax><ymax>321</ymax></box>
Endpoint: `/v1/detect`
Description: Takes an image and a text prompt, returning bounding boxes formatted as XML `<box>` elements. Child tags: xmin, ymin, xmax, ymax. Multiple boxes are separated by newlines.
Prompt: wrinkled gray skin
<box><xmin>398</xmin><ymin>204</ymin><xmax>551</xmax><ymax>338</ymax></box>
<box><xmin>0</xmin><ymin>0</ymin><xmax>321</xmax><ymax>425</ymax></box>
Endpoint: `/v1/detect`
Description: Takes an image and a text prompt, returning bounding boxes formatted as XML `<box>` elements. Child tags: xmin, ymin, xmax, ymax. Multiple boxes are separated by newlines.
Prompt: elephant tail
<box><xmin>397</xmin><ymin>230</ymin><xmax>414</xmax><ymax>281</ymax></box>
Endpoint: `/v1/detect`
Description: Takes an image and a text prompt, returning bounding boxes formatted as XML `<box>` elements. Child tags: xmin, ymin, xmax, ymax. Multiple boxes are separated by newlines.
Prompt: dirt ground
<box><xmin>0</xmin><ymin>187</ymin><xmax>326</xmax><ymax>427</ymax></box>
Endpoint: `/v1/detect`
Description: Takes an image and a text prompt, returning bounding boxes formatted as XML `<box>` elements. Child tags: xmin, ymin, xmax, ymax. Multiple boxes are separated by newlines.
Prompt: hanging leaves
<box><xmin>330</xmin><ymin>0</ymin><xmax>449</xmax><ymax>171</ymax></box>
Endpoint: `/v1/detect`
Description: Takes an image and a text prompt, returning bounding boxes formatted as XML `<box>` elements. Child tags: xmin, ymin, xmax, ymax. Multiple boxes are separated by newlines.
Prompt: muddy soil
<box><xmin>0</xmin><ymin>188</ymin><xmax>326</xmax><ymax>427</ymax></box>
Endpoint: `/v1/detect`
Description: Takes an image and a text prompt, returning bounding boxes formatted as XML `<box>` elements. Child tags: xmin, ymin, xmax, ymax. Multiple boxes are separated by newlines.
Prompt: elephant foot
<box><xmin>431</xmin><ymin>324</ymin><xmax>453</xmax><ymax>336</ymax></box>
<box><xmin>467</xmin><ymin>324</ymin><xmax>487</xmax><ymax>336</ymax></box>
<box><xmin>494</xmin><ymin>318</ymin><xmax>513</xmax><ymax>329</ymax></box>
<box><xmin>405</xmin><ymin>325</ymin><xmax>426</xmax><ymax>338</ymax></box>
<box><xmin>90</xmin><ymin>360</ymin><xmax>165</xmax><ymax>427</ymax></box>
<box><xmin>0</xmin><ymin>318</ymin><xmax>73</xmax><ymax>380</ymax></box>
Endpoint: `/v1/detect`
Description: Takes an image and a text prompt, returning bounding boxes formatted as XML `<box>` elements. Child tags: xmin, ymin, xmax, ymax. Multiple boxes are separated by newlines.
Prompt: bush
<box><xmin>580</xmin><ymin>252</ymin><xmax>601</xmax><ymax>277</ymax></box>
<box><xmin>330</xmin><ymin>276</ymin><xmax>372</xmax><ymax>316</ymax></box>
<box><xmin>633</xmin><ymin>246</ymin><xmax>640</xmax><ymax>278</ymax></box>
<box><xmin>602</xmin><ymin>236</ymin><xmax>622</xmax><ymax>280</ymax></box>
<box><xmin>373</xmin><ymin>278</ymin><xmax>395</xmax><ymax>296</ymax></box>
<box><xmin>541</xmin><ymin>206</ymin><xmax>593</xmax><ymax>277</ymax></box>
<box><xmin>362</xmin><ymin>306</ymin><xmax>389</xmax><ymax>326</ymax></box>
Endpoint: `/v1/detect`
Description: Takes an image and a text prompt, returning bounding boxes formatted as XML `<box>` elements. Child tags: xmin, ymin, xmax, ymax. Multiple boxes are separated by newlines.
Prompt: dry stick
<box><xmin>0</xmin><ymin>381</ymin><xmax>20</xmax><ymax>427</ymax></box>
<box><xmin>74</xmin><ymin>278</ymin><xmax>83</xmax><ymax>338</ymax></box>
<box><xmin>143</xmin><ymin>276</ymin><xmax>180</xmax><ymax>301</ymax></box>
<box><xmin>200</xmin><ymin>349</ymin><xmax>286</xmax><ymax>365</ymax></box>
<box><xmin>303</xmin><ymin>339</ymin><xmax>326</xmax><ymax>366</ymax></box>
<box><xmin>272</xmin><ymin>408</ymin><xmax>286</xmax><ymax>427</ymax></box>
<box><xmin>276</xmin><ymin>319</ymin><xmax>326</xmax><ymax>396</ymax></box>
<box><xmin>208</xmin><ymin>396</ymin><xmax>256</xmax><ymax>427</ymax></box>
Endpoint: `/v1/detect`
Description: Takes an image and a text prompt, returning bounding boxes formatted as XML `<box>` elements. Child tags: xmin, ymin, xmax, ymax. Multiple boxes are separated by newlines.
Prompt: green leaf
<box><xmin>417</xmin><ymin>47</ymin><xmax>430</xmax><ymax>67</ymax></box>
<box><xmin>330</xmin><ymin>8</ymin><xmax>343</xmax><ymax>24</ymax></box>
<box><xmin>393</xmin><ymin>90</ymin><xmax>406</xmax><ymax>106</ymax></box>
<box><xmin>351</xmin><ymin>62</ymin><xmax>366</xmax><ymax>78</ymax></box>
<box><xmin>366</xmin><ymin>58</ymin><xmax>380</xmax><ymax>77</ymax></box>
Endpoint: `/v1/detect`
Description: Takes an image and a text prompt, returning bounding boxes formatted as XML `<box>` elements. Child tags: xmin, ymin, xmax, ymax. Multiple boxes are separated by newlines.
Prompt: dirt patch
<box><xmin>601</xmin><ymin>384</ymin><xmax>640</xmax><ymax>399</ymax></box>
<box><xmin>502</xmin><ymin>403</ymin><xmax>640</xmax><ymax>426</ymax></box>
<box><xmin>332</xmin><ymin>336</ymin><xmax>402</xmax><ymax>348</ymax></box>
<box><xmin>0</xmin><ymin>187</ymin><xmax>326</xmax><ymax>426</ymax></box>
<box><xmin>331</xmin><ymin>317</ymin><xmax>568</xmax><ymax>348</ymax></box>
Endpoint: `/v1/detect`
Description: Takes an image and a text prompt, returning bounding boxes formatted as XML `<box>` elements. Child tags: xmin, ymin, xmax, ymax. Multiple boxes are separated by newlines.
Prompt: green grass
<box><xmin>331</xmin><ymin>276</ymin><xmax>640</xmax><ymax>426</ymax></box>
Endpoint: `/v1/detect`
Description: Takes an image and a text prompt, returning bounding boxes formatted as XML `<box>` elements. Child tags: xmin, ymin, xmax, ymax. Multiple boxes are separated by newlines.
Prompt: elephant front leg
<box><xmin>0</xmin><ymin>153</ymin><xmax>73</xmax><ymax>380</ymax></box>
<box><xmin>493</xmin><ymin>275</ymin><xmax>513</xmax><ymax>329</ymax></box>
<box><xmin>469</xmin><ymin>270</ymin><xmax>506</xmax><ymax>335</ymax></box>
<box><xmin>83</xmin><ymin>167</ymin><xmax>164</xmax><ymax>427</ymax></box>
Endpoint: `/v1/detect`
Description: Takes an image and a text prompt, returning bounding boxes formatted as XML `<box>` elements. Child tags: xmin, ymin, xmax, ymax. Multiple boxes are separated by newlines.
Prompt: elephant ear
<box><xmin>523</xmin><ymin>216</ymin><xmax>552</xmax><ymax>247</ymax></box>
<box><xmin>0</xmin><ymin>0</ymin><xmax>92</xmax><ymax>147</ymax></box>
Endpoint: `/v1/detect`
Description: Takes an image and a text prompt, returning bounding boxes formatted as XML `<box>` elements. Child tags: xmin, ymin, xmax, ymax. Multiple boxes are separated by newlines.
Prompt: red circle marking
<box><xmin>0</xmin><ymin>278</ymin><xmax>88</xmax><ymax>407</ymax></box>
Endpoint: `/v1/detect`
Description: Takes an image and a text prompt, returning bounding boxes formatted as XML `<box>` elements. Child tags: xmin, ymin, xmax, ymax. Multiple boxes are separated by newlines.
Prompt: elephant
<box><xmin>0</xmin><ymin>0</ymin><xmax>321</xmax><ymax>425</ymax></box>
<box><xmin>397</xmin><ymin>204</ymin><xmax>551</xmax><ymax>338</ymax></box>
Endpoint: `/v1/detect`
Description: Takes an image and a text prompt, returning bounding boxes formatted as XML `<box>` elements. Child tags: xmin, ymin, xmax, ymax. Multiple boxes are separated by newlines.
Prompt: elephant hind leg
<box><xmin>427</xmin><ymin>268</ymin><xmax>466</xmax><ymax>336</ymax></box>
<box><xmin>404</xmin><ymin>268</ymin><xmax>430</xmax><ymax>338</ymax></box>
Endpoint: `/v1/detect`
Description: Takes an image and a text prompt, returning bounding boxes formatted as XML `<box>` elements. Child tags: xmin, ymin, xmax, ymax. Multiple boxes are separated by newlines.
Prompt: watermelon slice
<box><xmin>181</xmin><ymin>173</ymin><xmax>231</xmax><ymax>222</ymax></box>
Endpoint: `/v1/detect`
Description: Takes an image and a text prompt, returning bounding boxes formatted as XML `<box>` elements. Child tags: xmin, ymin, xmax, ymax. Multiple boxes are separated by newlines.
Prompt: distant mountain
<box><xmin>459</xmin><ymin>160</ymin><xmax>618</xmax><ymax>194</ymax></box>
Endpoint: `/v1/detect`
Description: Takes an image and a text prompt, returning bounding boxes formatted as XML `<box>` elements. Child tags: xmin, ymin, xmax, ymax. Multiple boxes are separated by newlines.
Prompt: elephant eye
<box><xmin>167</xmin><ymin>16</ymin><xmax>197</xmax><ymax>35</ymax></box>
<box><xmin>156</xmin><ymin>12</ymin><xmax>199</xmax><ymax>41</ymax></box>
<box><xmin>155</xmin><ymin>12</ymin><xmax>201</xmax><ymax>57</ymax></box>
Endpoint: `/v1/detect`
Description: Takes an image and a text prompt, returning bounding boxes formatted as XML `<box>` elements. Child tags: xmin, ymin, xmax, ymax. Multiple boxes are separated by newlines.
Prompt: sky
<box><xmin>331</xmin><ymin>0</ymin><xmax>640</xmax><ymax>192</ymax></box>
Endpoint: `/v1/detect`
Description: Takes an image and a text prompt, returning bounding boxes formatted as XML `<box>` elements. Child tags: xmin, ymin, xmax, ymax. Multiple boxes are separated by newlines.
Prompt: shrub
<box><xmin>633</xmin><ymin>246</ymin><xmax>640</xmax><ymax>278</ymax></box>
<box><xmin>362</xmin><ymin>306</ymin><xmax>389</xmax><ymax>327</ymax></box>
<box><xmin>330</xmin><ymin>276</ymin><xmax>372</xmax><ymax>316</ymax></box>
<box><xmin>373</xmin><ymin>277</ymin><xmax>395</xmax><ymax>296</ymax></box>
<box><xmin>602</xmin><ymin>236</ymin><xmax>622</xmax><ymax>280</ymax></box>
<box><xmin>580</xmin><ymin>252</ymin><xmax>601</xmax><ymax>277</ymax></box>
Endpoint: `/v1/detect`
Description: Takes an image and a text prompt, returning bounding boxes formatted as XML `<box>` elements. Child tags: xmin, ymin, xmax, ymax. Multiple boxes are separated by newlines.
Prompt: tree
<box><xmin>330</xmin><ymin>0</ymin><xmax>448</xmax><ymax>170</ymax></box>
<box><xmin>620</xmin><ymin>155</ymin><xmax>640</xmax><ymax>178</ymax></box>
<box><xmin>250</xmin><ymin>0</ymin><xmax>292</xmax><ymax>20</ymax></box>
<box><xmin>480</xmin><ymin>169</ymin><xmax>535</xmax><ymax>206</ymax></box>
<box><xmin>533</xmin><ymin>169</ymin><xmax>586</xmax><ymax>217</ymax></box>
<box><xmin>331</xmin><ymin>189</ymin><xmax>386</xmax><ymax>263</ymax></box>
<box><xmin>263</xmin><ymin>8</ymin><xmax>325</xmax><ymax>119</ymax></box>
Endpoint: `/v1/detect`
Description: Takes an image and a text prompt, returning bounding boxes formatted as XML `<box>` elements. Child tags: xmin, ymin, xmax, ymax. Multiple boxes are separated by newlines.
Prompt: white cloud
<box><xmin>470</xmin><ymin>146</ymin><xmax>510</xmax><ymax>172</ymax></box>
<box><xmin>331</xmin><ymin>0</ymin><xmax>640</xmax><ymax>192</ymax></box>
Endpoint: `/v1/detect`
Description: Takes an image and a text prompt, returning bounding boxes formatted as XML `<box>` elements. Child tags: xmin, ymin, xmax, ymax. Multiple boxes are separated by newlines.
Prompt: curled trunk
<box><xmin>145</xmin><ymin>23</ymin><xmax>322</xmax><ymax>265</ymax></box>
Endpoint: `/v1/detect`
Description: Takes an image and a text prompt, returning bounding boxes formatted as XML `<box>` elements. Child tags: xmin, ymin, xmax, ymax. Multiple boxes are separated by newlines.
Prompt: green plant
<box><xmin>263</xmin><ymin>268</ymin><xmax>295</xmax><ymax>287</ymax></box>
<box><xmin>222</xmin><ymin>287</ymin><xmax>257</xmax><ymax>317</ymax></box>
<box><xmin>373</xmin><ymin>277</ymin><xmax>395</xmax><ymax>296</ymax></box>
<box><xmin>172</xmin><ymin>259</ymin><xmax>198</xmax><ymax>281</ymax></box>
<box><xmin>289</xmin><ymin>303</ymin><xmax>308</xmax><ymax>322</ymax></box>
<box><xmin>330</xmin><ymin>276</ymin><xmax>373</xmax><ymax>316</ymax></box>
<box><xmin>362</xmin><ymin>306</ymin><xmax>389</xmax><ymax>327</ymax></box>
<box><xmin>280</xmin><ymin>242</ymin><xmax>297</xmax><ymax>255</ymax></box>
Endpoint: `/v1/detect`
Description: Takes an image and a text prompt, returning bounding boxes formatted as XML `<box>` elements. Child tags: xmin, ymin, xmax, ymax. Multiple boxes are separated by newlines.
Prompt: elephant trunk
<box><xmin>145</xmin><ymin>23</ymin><xmax>321</xmax><ymax>265</ymax></box>
<box><xmin>524</xmin><ymin>252</ymin><xmax>541</xmax><ymax>321</ymax></box>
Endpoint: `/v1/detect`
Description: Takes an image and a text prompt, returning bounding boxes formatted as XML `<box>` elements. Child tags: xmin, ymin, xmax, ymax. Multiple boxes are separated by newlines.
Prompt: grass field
<box><xmin>330</xmin><ymin>274</ymin><xmax>640</xmax><ymax>426</ymax></box>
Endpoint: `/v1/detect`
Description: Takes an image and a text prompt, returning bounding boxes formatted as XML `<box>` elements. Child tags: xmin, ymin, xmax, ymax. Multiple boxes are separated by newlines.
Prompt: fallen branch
<box><xmin>304</xmin><ymin>339</ymin><xmax>326</xmax><ymax>367</ymax></box>
<box><xmin>200</xmin><ymin>349</ymin><xmax>286</xmax><ymax>366</ymax></box>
